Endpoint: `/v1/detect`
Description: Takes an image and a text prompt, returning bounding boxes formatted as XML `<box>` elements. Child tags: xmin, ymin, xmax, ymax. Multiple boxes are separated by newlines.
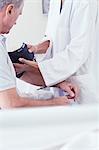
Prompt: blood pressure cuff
<box><xmin>8</xmin><ymin>43</ymin><xmax>34</xmax><ymax>78</ymax></box>
<box><xmin>8</xmin><ymin>43</ymin><xmax>34</xmax><ymax>63</ymax></box>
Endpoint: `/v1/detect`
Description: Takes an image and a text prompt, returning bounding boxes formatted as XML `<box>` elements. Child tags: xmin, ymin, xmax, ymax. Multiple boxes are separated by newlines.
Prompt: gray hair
<box><xmin>0</xmin><ymin>0</ymin><xmax>23</xmax><ymax>10</ymax></box>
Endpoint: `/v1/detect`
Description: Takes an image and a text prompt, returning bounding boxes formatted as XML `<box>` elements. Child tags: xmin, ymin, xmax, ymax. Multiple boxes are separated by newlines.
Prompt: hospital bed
<box><xmin>0</xmin><ymin>105</ymin><xmax>98</xmax><ymax>150</ymax></box>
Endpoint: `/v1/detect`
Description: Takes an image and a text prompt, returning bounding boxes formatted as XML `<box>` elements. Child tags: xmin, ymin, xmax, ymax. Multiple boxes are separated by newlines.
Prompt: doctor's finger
<box><xmin>27</xmin><ymin>44</ymin><xmax>36</xmax><ymax>53</ymax></box>
<box><xmin>13</xmin><ymin>63</ymin><xmax>26</xmax><ymax>72</ymax></box>
<box><xmin>13</xmin><ymin>63</ymin><xmax>25</xmax><ymax>68</ymax></box>
<box><xmin>19</xmin><ymin>58</ymin><xmax>38</xmax><ymax>68</ymax></box>
<box><xmin>64</xmin><ymin>86</ymin><xmax>75</xmax><ymax>98</ymax></box>
<box><xmin>69</xmin><ymin>84</ymin><xmax>79</xmax><ymax>99</ymax></box>
<box><xmin>27</xmin><ymin>44</ymin><xmax>33</xmax><ymax>49</ymax></box>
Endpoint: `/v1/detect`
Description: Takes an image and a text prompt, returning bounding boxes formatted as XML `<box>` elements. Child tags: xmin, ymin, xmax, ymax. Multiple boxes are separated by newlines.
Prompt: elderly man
<box><xmin>0</xmin><ymin>0</ymin><xmax>77</xmax><ymax>109</ymax></box>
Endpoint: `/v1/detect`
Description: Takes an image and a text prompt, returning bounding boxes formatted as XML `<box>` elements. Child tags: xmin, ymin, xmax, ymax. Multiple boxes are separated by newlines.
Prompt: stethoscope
<box><xmin>60</xmin><ymin>0</ymin><xmax>63</xmax><ymax>14</ymax></box>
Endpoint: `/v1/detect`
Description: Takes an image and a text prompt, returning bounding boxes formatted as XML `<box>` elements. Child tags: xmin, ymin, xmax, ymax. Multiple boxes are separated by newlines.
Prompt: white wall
<box><xmin>6</xmin><ymin>0</ymin><xmax>48</xmax><ymax>51</ymax></box>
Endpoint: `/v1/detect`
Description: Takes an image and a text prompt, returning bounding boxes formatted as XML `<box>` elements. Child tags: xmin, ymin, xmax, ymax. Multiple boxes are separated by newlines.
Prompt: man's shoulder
<box><xmin>0</xmin><ymin>34</ymin><xmax>7</xmax><ymax>56</ymax></box>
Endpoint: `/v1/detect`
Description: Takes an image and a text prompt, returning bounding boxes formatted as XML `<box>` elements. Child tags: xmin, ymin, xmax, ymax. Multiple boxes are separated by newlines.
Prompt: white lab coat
<box><xmin>96</xmin><ymin>1</ymin><xmax>99</xmax><ymax>91</ymax></box>
<box><xmin>38</xmin><ymin>0</ymin><xmax>99</xmax><ymax>103</ymax></box>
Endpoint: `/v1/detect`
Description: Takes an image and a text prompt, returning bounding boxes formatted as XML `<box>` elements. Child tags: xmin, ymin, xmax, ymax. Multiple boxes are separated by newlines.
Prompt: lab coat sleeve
<box><xmin>35</xmin><ymin>28</ymin><xmax>53</xmax><ymax>62</ymax></box>
<box><xmin>38</xmin><ymin>1</ymin><xmax>94</xmax><ymax>86</ymax></box>
<box><xmin>35</xmin><ymin>35</ymin><xmax>53</xmax><ymax>62</ymax></box>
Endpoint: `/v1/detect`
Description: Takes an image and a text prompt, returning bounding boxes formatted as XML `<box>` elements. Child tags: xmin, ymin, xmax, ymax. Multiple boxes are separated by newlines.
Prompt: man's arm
<box><xmin>0</xmin><ymin>88</ymin><xmax>70</xmax><ymax>109</ymax></box>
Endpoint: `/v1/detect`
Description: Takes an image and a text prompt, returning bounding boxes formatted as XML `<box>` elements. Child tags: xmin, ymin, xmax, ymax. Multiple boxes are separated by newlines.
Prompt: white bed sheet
<box><xmin>0</xmin><ymin>105</ymin><xmax>98</xmax><ymax>150</ymax></box>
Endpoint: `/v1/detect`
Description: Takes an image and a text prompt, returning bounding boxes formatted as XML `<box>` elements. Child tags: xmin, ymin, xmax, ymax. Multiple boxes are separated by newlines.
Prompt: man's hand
<box><xmin>50</xmin><ymin>96</ymin><xmax>74</xmax><ymax>105</ymax></box>
<box><xmin>56</xmin><ymin>81</ymin><xmax>79</xmax><ymax>99</ymax></box>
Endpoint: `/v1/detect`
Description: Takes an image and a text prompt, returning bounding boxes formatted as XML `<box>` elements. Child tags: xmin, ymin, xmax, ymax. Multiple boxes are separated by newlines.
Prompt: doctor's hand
<box><xmin>15</xmin><ymin>58</ymin><xmax>45</xmax><ymax>86</ymax></box>
<box><xmin>14</xmin><ymin>58</ymin><xmax>38</xmax><ymax>73</ymax></box>
<box><xmin>27</xmin><ymin>40</ymin><xmax>50</xmax><ymax>54</ymax></box>
<box><xmin>56</xmin><ymin>81</ymin><xmax>79</xmax><ymax>99</ymax></box>
<box><xmin>13</xmin><ymin>63</ymin><xmax>27</xmax><ymax>75</ymax></box>
<box><xmin>19</xmin><ymin>58</ymin><xmax>38</xmax><ymax>69</ymax></box>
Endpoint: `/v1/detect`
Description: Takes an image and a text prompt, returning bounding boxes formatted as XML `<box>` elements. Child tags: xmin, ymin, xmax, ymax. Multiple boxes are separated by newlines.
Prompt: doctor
<box><xmin>18</xmin><ymin>0</ymin><xmax>98</xmax><ymax>103</ymax></box>
<box><xmin>16</xmin><ymin>0</ymin><xmax>79</xmax><ymax>99</ymax></box>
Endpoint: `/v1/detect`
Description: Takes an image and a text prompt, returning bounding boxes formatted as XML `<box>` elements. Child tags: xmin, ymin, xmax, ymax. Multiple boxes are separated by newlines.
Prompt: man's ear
<box><xmin>6</xmin><ymin>4</ymin><xmax>14</xmax><ymax>16</ymax></box>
